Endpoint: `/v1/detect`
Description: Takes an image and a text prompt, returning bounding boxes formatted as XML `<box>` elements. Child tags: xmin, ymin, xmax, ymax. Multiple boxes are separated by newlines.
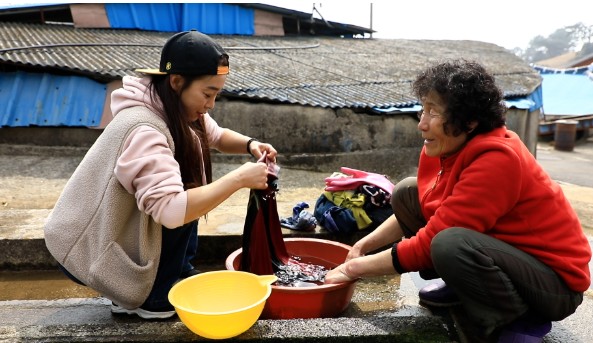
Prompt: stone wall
<box><xmin>0</xmin><ymin>99</ymin><xmax>539</xmax><ymax>183</ymax></box>
<box><xmin>210</xmin><ymin>100</ymin><xmax>423</xmax><ymax>181</ymax></box>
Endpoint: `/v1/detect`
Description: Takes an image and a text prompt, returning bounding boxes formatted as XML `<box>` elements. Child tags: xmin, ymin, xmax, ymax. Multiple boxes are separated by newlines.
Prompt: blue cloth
<box><xmin>314</xmin><ymin>192</ymin><xmax>394</xmax><ymax>234</ymax></box>
<box><xmin>314</xmin><ymin>194</ymin><xmax>359</xmax><ymax>234</ymax></box>
<box><xmin>280</xmin><ymin>202</ymin><xmax>317</xmax><ymax>231</ymax></box>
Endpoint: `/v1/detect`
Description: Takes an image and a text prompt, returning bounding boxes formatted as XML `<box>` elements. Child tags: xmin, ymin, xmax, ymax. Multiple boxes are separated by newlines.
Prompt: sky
<box><xmin>259</xmin><ymin>0</ymin><xmax>591</xmax><ymax>51</ymax></box>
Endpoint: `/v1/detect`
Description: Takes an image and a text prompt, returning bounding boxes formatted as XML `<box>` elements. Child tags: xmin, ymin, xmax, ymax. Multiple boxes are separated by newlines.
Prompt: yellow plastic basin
<box><xmin>168</xmin><ymin>270</ymin><xmax>277</xmax><ymax>340</ymax></box>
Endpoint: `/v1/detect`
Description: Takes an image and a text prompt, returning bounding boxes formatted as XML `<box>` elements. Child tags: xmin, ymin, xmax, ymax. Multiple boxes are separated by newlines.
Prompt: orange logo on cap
<box><xmin>166</xmin><ymin>62</ymin><xmax>172</xmax><ymax>71</ymax></box>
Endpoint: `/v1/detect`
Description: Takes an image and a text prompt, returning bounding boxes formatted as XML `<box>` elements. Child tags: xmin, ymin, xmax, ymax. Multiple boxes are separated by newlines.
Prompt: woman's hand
<box><xmin>249</xmin><ymin>141</ymin><xmax>277</xmax><ymax>162</ymax></box>
<box><xmin>325</xmin><ymin>249</ymin><xmax>397</xmax><ymax>284</ymax></box>
<box><xmin>325</xmin><ymin>262</ymin><xmax>358</xmax><ymax>284</ymax></box>
<box><xmin>345</xmin><ymin>242</ymin><xmax>365</xmax><ymax>261</ymax></box>
<box><xmin>233</xmin><ymin>161</ymin><xmax>270</xmax><ymax>190</ymax></box>
<box><xmin>325</xmin><ymin>242</ymin><xmax>366</xmax><ymax>284</ymax></box>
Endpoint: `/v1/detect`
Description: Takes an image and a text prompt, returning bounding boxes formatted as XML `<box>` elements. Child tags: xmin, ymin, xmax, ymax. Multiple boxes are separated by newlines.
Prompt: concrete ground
<box><xmin>0</xmin><ymin>137</ymin><xmax>592</xmax><ymax>342</ymax></box>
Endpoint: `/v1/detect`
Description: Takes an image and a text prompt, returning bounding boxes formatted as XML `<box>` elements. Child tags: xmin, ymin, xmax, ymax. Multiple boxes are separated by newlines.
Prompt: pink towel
<box><xmin>324</xmin><ymin>167</ymin><xmax>395</xmax><ymax>194</ymax></box>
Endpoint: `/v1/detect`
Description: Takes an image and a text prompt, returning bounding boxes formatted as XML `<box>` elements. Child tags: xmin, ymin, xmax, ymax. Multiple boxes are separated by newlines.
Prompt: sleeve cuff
<box><xmin>157</xmin><ymin>191</ymin><xmax>188</xmax><ymax>229</ymax></box>
<box><xmin>391</xmin><ymin>242</ymin><xmax>406</xmax><ymax>274</ymax></box>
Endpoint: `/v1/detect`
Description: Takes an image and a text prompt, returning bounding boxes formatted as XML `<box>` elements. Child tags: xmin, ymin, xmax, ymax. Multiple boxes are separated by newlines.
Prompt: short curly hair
<box><xmin>412</xmin><ymin>59</ymin><xmax>506</xmax><ymax>138</ymax></box>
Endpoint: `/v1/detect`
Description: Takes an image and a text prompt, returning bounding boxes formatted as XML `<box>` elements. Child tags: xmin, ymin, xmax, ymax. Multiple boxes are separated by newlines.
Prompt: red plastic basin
<box><xmin>225</xmin><ymin>237</ymin><xmax>357</xmax><ymax>319</ymax></box>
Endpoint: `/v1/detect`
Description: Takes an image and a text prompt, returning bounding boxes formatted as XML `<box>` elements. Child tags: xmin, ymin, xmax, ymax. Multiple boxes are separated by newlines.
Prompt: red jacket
<box><xmin>395</xmin><ymin>127</ymin><xmax>591</xmax><ymax>292</ymax></box>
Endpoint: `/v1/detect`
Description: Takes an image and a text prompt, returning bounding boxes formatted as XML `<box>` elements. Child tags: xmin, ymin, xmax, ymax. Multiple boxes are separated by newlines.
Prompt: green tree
<box><xmin>519</xmin><ymin>22</ymin><xmax>592</xmax><ymax>63</ymax></box>
<box><xmin>566</xmin><ymin>22</ymin><xmax>593</xmax><ymax>45</ymax></box>
<box><xmin>521</xmin><ymin>35</ymin><xmax>550</xmax><ymax>63</ymax></box>
<box><xmin>567</xmin><ymin>22</ymin><xmax>593</xmax><ymax>58</ymax></box>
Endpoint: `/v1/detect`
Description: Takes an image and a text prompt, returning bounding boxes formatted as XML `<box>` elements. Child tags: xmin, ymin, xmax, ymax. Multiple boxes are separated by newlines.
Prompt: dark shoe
<box><xmin>111</xmin><ymin>302</ymin><xmax>176</xmax><ymax>320</ymax></box>
<box><xmin>497</xmin><ymin>316</ymin><xmax>552</xmax><ymax>343</ymax></box>
<box><xmin>418</xmin><ymin>279</ymin><xmax>462</xmax><ymax>307</ymax></box>
<box><xmin>179</xmin><ymin>268</ymin><xmax>200</xmax><ymax>279</ymax></box>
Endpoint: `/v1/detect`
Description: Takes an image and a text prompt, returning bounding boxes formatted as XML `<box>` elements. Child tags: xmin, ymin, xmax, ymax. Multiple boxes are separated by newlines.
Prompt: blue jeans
<box><xmin>141</xmin><ymin>220</ymin><xmax>197</xmax><ymax>310</ymax></box>
<box><xmin>59</xmin><ymin>220</ymin><xmax>198</xmax><ymax>310</ymax></box>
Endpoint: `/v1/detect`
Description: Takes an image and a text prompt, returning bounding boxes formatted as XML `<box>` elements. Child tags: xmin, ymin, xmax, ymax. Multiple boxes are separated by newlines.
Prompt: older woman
<box><xmin>325</xmin><ymin>59</ymin><xmax>591</xmax><ymax>342</ymax></box>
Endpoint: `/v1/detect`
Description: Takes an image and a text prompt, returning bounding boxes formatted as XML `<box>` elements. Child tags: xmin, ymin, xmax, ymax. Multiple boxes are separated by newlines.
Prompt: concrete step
<box><xmin>2</xmin><ymin>279</ymin><xmax>591</xmax><ymax>342</ymax></box>
<box><xmin>0</xmin><ymin>273</ymin><xmax>455</xmax><ymax>342</ymax></box>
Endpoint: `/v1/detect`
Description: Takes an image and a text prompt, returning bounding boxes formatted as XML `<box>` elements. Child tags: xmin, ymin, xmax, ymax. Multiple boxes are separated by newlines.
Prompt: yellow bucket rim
<box><xmin>168</xmin><ymin>270</ymin><xmax>276</xmax><ymax>315</ymax></box>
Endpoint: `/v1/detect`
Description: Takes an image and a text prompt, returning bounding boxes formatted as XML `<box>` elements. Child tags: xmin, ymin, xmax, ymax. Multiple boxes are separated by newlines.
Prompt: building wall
<box><xmin>505</xmin><ymin>107</ymin><xmax>540</xmax><ymax>156</ymax></box>
<box><xmin>254</xmin><ymin>10</ymin><xmax>284</xmax><ymax>36</ymax></box>
<box><xmin>211</xmin><ymin>100</ymin><xmax>422</xmax><ymax>181</ymax></box>
<box><xmin>0</xmin><ymin>95</ymin><xmax>540</xmax><ymax>181</ymax></box>
<box><xmin>70</xmin><ymin>3</ymin><xmax>110</xmax><ymax>28</ymax></box>
<box><xmin>97</xmin><ymin>80</ymin><xmax>121</xmax><ymax>129</ymax></box>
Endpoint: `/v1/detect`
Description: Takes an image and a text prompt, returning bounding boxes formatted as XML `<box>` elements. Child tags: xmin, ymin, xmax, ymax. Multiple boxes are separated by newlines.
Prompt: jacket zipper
<box><xmin>421</xmin><ymin>158</ymin><xmax>445</xmax><ymax>205</ymax></box>
<box><xmin>432</xmin><ymin>167</ymin><xmax>444</xmax><ymax>190</ymax></box>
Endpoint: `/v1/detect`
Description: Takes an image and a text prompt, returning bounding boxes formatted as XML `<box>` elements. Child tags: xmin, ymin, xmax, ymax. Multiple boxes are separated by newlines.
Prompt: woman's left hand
<box><xmin>250</xmin><ymin>141</ymin><xmax>277</xmax><ymax>162</ymax></box>
<box><xmin>325</xmin><ymin>249</ymin><xmax>396</xmax><ymax>284</ymax></box>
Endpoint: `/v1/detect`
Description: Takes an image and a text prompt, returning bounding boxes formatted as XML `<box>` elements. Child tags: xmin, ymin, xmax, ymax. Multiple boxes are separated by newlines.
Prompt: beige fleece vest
<box><xmin>44</xmin><ymin>106</ymin><xmax>174</xmax><ymax>309</ymax></box>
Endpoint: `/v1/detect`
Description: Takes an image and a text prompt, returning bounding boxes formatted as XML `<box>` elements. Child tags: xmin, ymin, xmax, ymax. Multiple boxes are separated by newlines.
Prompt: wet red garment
<box><xmin>240</xmin><ymin>155</ymin><xmax>289</xmax><ymax>275</ymax></box>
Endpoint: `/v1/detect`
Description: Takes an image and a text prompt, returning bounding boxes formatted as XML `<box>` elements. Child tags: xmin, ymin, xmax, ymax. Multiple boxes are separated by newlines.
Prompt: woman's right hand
<box><xmin>234</xmin><ymin>161</ymin><xmax>269</xmax><ymax>190</ymax></box>
<box><xmin>184</xmin><ymin>160</ymin><xmax>270</xmax><ymax>222</ymax></box>
<box><xmin>325</xmin><ymin>262</ymin><xmax>358</xmax><ymax>284</ymax></box>
<box><xmin>345</xmin><ymin>242</ymin><xmax>365</xmax><ymax>261</ymax></box>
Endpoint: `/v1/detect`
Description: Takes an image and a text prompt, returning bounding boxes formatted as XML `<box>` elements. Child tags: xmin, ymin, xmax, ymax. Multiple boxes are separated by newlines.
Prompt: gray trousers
<box><xmin>392</xmin><ymin>177</ymin><xmax>583</xmax><ymax>333</ymax></box>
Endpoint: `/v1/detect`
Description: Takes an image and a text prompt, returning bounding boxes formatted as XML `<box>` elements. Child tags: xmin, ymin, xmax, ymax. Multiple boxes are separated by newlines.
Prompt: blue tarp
<box><xmin>505</xmin><ymin>98</ymin><xmax>536</xmax><ymax>110</ymax></box>
<box><xmin>373</xmin><ymin>97</ymin><xmax>539</xmax><ymax>115</ymax></box>
<box><xmin>0</xmin><ymin>71</ymin><xmax>106</xmax><ymax>127</ymax></box>
<box><xmin>372</xmin><ymin>104</ymin><xmax>421</xmax><ymax>114</ymax></box>
<box><xmin>105</xmin><ymin>3</ymin><xmax>254</xmax><ymax>34</ymax></box>
<box><xmin>540</xmin><ymin>73</ymin><xmax>593</xmax><ymax>116</ymax></box>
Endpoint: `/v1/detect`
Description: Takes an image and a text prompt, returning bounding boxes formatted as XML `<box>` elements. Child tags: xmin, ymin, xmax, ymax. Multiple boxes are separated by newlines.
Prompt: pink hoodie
<box><xmin>109</xmin><ymin>76</ymin><xmax>223</xmax><ymax>228</ymax></box>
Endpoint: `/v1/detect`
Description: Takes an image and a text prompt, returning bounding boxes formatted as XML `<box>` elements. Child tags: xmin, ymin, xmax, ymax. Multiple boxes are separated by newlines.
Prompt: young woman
<box><xmin>44</xmin><ymin>30</ymin><xmax>277</xmax><ymax>319</ymax></box>
<box><xmin>325</xmin><ymin>59</ymin><xmax>591</xmax><ymax>342</ymax></box>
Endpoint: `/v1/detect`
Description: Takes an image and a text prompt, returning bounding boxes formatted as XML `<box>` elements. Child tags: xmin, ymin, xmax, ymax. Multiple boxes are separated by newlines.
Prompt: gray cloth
<box><xmin>44</xmin><ymin>106</ymin><xmax>174</xmax><ymax>309</ymax></box>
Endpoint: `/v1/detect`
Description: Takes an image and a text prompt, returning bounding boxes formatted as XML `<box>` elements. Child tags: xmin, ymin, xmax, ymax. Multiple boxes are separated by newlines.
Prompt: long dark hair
<box><xmin>147</xmin><ymin>55</ymin><xmax>229</xmax><ymax>189</ymax></box>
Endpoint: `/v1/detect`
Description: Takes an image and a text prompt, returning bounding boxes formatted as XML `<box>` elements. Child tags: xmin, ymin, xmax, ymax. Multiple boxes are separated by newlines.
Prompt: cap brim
<box><xmin>134</xmin><ymin>68</ymin><xmax>166</xmax><ymax>75</ymax></box>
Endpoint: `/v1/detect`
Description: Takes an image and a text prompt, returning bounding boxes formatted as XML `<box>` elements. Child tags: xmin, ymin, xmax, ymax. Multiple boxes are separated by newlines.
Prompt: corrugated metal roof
<box><xmin>0</xmin><ymin>22</ymin><xmax>541</xmax><ymax>110</ymax></box>
<box><xmin>105</xmin><ymin>3</ymin><xmax>255</xmax><ymax>35</ymax></box>
<box><xmin>0</xmin><ymin>70</ymin><xmax>106</xmax><ymax>127</ymax></box>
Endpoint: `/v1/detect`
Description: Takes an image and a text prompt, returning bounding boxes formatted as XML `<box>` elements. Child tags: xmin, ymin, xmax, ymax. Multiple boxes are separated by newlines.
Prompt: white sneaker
<box><xmin>111</xmin><ymin>303</ymin><xmax>176</xmax><ymax>320</ymax></box>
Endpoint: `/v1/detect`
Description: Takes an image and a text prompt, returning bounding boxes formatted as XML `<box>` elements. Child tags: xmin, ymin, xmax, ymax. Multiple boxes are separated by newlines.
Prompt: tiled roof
<box><xmin>535</xmin><ymin>51</ymin><xmax>593</xmax><ymax>69</ymax></box>
<box><xmin>535</xmin><ymin>52</ymin><xmax>580</xmax><ymax>69</ymax></box>
<box><xmin>0</xmin><ymin>22</ymin><xmax>541</xmax><ymax>109</ymax></box>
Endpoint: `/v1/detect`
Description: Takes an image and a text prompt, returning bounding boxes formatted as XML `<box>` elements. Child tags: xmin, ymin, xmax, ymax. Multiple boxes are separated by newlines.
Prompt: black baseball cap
<box><xmin>136</xmin><ymin>30</ymin><xmax>229</xmax><ymax>75</ymax></box>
